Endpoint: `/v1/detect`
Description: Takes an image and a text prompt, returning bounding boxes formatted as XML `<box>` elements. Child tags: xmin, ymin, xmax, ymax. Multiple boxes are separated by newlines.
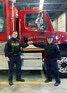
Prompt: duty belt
<box><xmin>13</xmin><ymin>54</ymin><xmax>19</xmax><ymax>56</ymax></box>
<box><xmin>8</xmin><ymin>52</ymin><xmax>20</xmax><ymax>56</ymax></box>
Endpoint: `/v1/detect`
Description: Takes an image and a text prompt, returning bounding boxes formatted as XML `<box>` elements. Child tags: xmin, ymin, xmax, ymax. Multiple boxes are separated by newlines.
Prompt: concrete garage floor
<box><xmin>0</xmin><ymin>70</ymin><xmax>67</xmax><ymax>93</ymax></box>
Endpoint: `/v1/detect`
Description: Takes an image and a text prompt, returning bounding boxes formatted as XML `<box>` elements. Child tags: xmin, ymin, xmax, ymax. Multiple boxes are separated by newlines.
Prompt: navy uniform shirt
<box><xmin>33</xmin><ymin>42</ymin><xmax>61</xmax><ymax>60</ymax></box>
<box><xmin>4</xmin><ymin>37</ymin><xmax>28</xmax><ymax>57</ymax></box>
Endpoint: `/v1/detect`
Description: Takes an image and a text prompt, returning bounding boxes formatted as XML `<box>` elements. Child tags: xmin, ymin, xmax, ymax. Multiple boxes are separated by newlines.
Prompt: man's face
<box><xmin>47</xmin><ymin>38</ymin><xmax>53</xmax><ymax>44</ymax></box>
<box><xmin>12</xmin><ymin>32</ymin><xmax>18</xmax><ymax>38</ymax></box>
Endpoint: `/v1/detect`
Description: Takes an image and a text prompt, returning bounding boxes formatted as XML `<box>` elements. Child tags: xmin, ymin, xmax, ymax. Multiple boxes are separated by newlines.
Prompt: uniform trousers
<box><xmin>46</xmin><ymin>58</ymin><xmax>60</xmax><ymax>83</ymax></box>
<box><xmin>8</xmin><ymin>55</ymin><xmax>21</xmax><ymax>81</ymax></box>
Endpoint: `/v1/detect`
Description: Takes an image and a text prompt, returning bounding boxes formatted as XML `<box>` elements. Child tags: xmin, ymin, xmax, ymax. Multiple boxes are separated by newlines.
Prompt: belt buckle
<box><xmin>13</xmin><ymin>54</ymin><xmax>17</xmax><ymax>56</ymax></box>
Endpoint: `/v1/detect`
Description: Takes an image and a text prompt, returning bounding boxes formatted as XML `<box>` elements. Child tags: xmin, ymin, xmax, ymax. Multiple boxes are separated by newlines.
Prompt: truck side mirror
<box><xmin>23</xmin><ymin>36</ymin><xmax>28</xmax><ymax>43</ymax></box>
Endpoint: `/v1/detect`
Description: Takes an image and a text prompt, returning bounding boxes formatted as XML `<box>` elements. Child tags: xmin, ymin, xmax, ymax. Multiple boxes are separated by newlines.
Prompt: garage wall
<box><xmin>52</xmin><ymin>19</ymin><xmax>58</xmax><ymax>31</ymax></box>
<box><xmin>52</xmin><ymin>12</ymin><xmax>66</xmax><ymax>32</ymax></box>
<box><xmin>58</xmin><ymin>13</ymin><xmax>66</xmax><ymax>32</ymax></box>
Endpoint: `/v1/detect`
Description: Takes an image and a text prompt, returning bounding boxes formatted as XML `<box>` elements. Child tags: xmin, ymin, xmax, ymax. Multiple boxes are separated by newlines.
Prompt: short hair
<box><xmin>12</xmin><ymin>30</ymin><xmax>18</xmax><ymax>33</ymax></box>
<box><xmin>47</xmin><ymin>35</ymin><xmax>53</xmax><ymax>39</ymax></box>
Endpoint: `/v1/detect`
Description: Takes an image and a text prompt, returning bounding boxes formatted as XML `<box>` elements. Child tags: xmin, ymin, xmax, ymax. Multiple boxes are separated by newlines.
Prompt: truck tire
<box><xmin>58</xmin><ymin>50</ymin><xmax>67</xmax><ymax>77</ymax></box>
<box><xmin>58</xmin><ymin>57</ymin><xmax>67</xmax><ymax>77</ymax></box>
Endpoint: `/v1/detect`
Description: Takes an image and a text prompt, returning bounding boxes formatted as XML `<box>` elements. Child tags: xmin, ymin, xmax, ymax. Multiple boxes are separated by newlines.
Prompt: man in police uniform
<box><xmin>4</xmin><ymin>31</ymin><xmax>31</xmax><ymax>86</ymax></box>
<box><xmin>33</xmin><ymin>35</ymin><xmax>61</xmax><ymax>86</ymax></box>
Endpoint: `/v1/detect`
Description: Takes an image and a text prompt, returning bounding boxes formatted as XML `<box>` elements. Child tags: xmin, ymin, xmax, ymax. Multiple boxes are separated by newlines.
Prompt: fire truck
<box><xmin>0</xmin><ymin>0</ymin><xmax>67</xmax><ymax>77</ymax></box>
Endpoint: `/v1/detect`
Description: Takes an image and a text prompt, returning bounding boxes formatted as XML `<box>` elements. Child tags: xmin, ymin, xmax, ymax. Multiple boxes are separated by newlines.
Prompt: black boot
<box><xmin>9</xmin><ymin>81</ymin><xmax>13</xmax><ymax>86</ymax></box>
<box><xmin>16</xmin><ymin>78</ymin><xmax>25</xmax><ymax>82</ymax></box>
<box><xmin>54</xmin><ymin>82</ymin><xmax>60</xmax><ymax>86</ymax></box>
<box><xmin>45</xmin><ymin>79</ymin><xmax>52</xmax><ymax>83</ymax></box>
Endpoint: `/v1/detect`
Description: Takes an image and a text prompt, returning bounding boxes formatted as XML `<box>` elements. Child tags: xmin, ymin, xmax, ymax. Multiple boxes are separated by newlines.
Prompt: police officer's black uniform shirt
<box><xmin>33</xmin><ymin>42</ymin><xmax>61</xmax><ymax>60</ymax></box>
<box><xmin>4</xmin><ymin>37</ymin><xmax>28</xmax><ymax>57</ymax></box>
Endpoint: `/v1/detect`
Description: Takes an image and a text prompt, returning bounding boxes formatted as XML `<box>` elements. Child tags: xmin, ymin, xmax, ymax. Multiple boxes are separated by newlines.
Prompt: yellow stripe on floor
<box><xmin>0</xmin><ymin>81</ymin><xmax>67</xmax><ymax>84</ymax></box>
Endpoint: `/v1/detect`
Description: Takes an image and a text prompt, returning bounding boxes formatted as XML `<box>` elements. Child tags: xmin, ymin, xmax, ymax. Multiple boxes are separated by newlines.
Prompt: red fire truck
<box><xmin>18</xmin><ymin>10</ymin><xmax>67</xmax><ymax>77</ymax></box>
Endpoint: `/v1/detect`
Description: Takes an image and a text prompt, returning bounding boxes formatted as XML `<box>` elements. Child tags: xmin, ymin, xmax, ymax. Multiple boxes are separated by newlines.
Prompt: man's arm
<box><xmin>33</xmin><ymin>42</ymin><xmax>44</xmax><ymax>48</ymax></box>
<box><xmin>19</xmin><ymin>40</ymin><xmax>29</xmax><ymax>48</ymax></box>
<box><xmin>4</xmin><ymin>42</ymin><xmax>9</xmax><ymax>57</ymax></box>
<box><xmin>55</xmin><ymin>45</ymin><xmax>61</xmax><ymax>63</ymax></box>
<box><xmin>4</xmin><ymin>41</ymin><xmax>10</xmax><ymax>61</ymax></box>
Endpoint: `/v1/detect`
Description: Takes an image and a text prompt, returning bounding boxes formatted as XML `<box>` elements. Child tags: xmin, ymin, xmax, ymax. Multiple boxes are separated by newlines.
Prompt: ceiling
<box><xmin>14</xmin><ymin>0</ymin><xmax>67</xmax><ymax>21</ymax></box>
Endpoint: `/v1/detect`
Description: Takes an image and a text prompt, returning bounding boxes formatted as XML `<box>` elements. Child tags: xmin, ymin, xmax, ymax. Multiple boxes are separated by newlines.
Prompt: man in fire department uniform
<box><xmin>4</xmin><ymin>31</ymin><xmax>31</xmax><ymax>86</ymax></box>
<box><xmin>33</xmin><ymin>35</ymin><xmax>61</xmax><ymax>86</ymax></box>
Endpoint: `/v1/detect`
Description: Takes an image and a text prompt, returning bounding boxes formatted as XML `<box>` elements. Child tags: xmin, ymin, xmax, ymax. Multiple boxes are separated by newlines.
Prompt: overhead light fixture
<box><xmin>39</xmin><ymin>0</ymin><xmax>44</xmax><ymax>10</ymax></box>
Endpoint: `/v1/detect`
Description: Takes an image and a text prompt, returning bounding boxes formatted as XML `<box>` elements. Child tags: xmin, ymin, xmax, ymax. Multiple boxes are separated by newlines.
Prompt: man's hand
<box><xmin>6</xmin><ymin>57</ymin><xmax>10</xmax><ymax>61</ymax></box>
<box><xmin>57</xmin><ymin>60</ymin><xmax>61</xmax><ymax>64</ymax></box>
<box><xmin>27</xmin><ymin>41</ymin><xmax>33</xmax><ymax>45</ymax></box>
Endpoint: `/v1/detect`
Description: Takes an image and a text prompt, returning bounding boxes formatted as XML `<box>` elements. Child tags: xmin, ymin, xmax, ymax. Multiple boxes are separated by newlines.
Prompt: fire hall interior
<box><xmin>0</xmin><ymin>0</ymin><xmax>67</xmax><ymax>93</ymax></box>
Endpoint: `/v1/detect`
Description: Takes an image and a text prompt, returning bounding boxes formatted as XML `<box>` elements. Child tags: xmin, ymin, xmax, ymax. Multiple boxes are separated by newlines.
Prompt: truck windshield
<box><xmin>25</xmin><ymin>11</ymin><xmax>47</xmax><ymax>30</ymax></box>
<box><xmin>0</xmin><ymin>2</ymin><xmax>5</xmax><ymax>33</ymax></box>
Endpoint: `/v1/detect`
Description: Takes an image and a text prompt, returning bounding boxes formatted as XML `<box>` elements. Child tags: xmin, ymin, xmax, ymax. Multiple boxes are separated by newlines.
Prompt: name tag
<box><xmin>11</xmin><ymin>43</ymin><xmax>20</xmax><ymax>46</ymax></box>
